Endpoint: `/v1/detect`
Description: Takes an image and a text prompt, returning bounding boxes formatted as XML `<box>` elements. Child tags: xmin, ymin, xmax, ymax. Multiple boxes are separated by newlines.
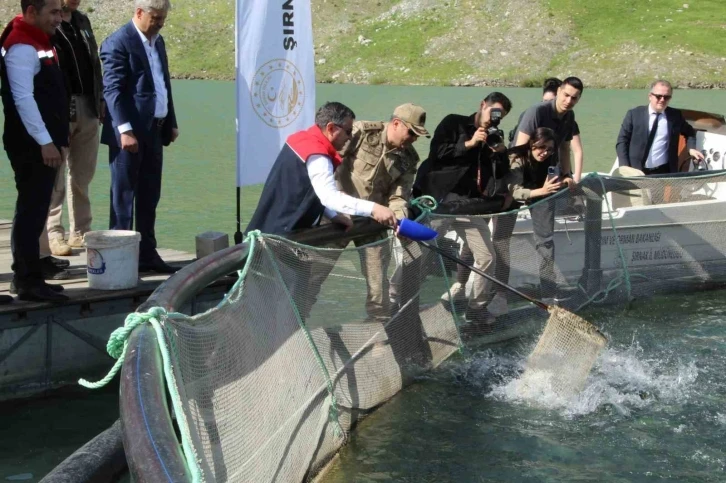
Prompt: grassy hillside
<box><xmin>0</xmin><ymin>0</ymin><xmax>723</xmax><ymax>88</ymax></box>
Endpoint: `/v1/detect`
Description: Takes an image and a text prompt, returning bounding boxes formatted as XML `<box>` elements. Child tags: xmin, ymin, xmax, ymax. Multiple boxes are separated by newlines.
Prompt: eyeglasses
<box><xmin>533</xmin><ymin>145</ymin><xmax>555</xmax><ymax>154</ymax></box>
<box><xmin>407</xmin><ymin>128</ymin><xmax>418</xmax><ymax>137</ymax></box>
<box><xmin>650</xmin><ymin>93</ymin><xmax>672</xmax><ymax>101</ymax></box>
<box><xmin>334</xmin><ymin>123</ymin><xmax>353</xmax><ymax>136</ymax></box>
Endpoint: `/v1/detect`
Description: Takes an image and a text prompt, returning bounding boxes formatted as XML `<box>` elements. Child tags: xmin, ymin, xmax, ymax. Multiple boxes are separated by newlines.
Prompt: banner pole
<box><xmin>234</xmin><ymin>186</ymin><xmax>242</xmax><ymax>244</ymax></box>
<box><xmin>234</xmin><ymin>0</ymin><xmax>242</xmax><ymax>244</ymax></box>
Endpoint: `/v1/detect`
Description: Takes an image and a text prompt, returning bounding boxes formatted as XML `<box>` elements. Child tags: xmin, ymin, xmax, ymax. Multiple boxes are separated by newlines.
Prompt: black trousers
<box><xmin>7</xmin><ymin>148</ymin><xmax>58</xmax><ymax>286</ymax></box>
<box><xmin>530</xmin><ymin>201</ymin><xmax>557</xmax><ymax>299</ymax></box>
<box><xmin>491</xmin><ymin>204</ymin><xmax>521</xmax><ymax>295</ymax></box>
<box><xmin>108</xmin><ymin>125</ymin><xmax>164</xmax><ymax>263</ymax></box>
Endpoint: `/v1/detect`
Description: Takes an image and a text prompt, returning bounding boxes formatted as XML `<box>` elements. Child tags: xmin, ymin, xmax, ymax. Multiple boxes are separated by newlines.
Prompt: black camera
<box><xmin>486</xmin><ymin>108</ymin><xmax>504</xmax><ymax>147</ymax></box>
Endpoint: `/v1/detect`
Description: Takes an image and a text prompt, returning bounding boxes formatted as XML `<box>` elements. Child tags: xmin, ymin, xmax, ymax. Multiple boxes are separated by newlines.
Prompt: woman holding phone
<box><xmin>504</xmin><ymin>127</ymin><xmax>574</xmax><ymax>302</ymax></box>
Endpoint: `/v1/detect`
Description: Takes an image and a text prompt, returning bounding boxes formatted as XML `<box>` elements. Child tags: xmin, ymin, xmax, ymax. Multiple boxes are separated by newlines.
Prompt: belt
<box><xmin>155</xmin><ymin>117</ymin><xmax>166</xmax><ymax>128</ymax></box>
<box><xmin>642</xmin><ymin>164</ymin><xmax>669</xmax><ymax>175</ymax></box>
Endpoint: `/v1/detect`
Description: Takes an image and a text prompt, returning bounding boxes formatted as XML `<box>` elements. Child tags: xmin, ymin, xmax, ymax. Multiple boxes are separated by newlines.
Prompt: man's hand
<box><xmin>562</xmin><ymin>177</ymin><xmax>576</xmax><ymax>191</ymax></box>
<box><xmin>41</xmin><ymin>143</ymin><xmax>63</xmax><ymax>168</ymax></box>
<box><xmin>464</xmin><ymin>127</ymin><xmax>488</xmax><ymax>149</ymax></box>
<box><xmin>331</xmin><ymin>213</ymin><xmax>353</xmax><ymax>231</ymax></box>
<box><xmin>121</xmin><ymin>131</ymin><xmax>138</xmax><ymax>153</ymax></box>
<box><xmin>171</xmin><ymin>128</ymin><xmax>179</xmax><ymax>143</ymax></box>
<box><xmin>371</xmin><ymin>204</ymin><xmax>398</xmax><ymax>228</ymax></box>
<box><xmin>689</xmin><ymin>149</ymin><xmax>705</xmax><ymax>162</ymax></box>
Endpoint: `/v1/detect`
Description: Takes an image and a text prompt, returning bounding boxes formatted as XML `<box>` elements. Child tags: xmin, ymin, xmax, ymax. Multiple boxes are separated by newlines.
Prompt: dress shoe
<box><xmin>49</xmin><ymin>237</ymin><xmax>73</xmax><ymax>256</ymax></box>
<box><xmin>17</xmin><ymin>284</ymin><xmax>69</xmax><ymax>303</ymax></box>
<box><xmin>46</xmin><ymin>256</ymin><xmax>70</xmax><ymax>268</ymax></box>
<box><xmin>67</xmin><ymin>232</ymin><xmax>85</xmax><ymax>248</ymax></box>
<box><xmin>10</xmin><ymin>280</ymin><xmax>64</xmax><ymax>295</ymax></box>
<box><xmin>0</xmin><ymin>295</ymin><xmax>12</xmax><ymax>304</ymax></box>
<box><xmin>40</xmin><ymin>259</ymin><xmax>71</xmax><ymax>280</ymax></box>
<box><xmin>139</xmin><ymin>257</ymin><xmax>178</xmax><ymax>274</ymax></box>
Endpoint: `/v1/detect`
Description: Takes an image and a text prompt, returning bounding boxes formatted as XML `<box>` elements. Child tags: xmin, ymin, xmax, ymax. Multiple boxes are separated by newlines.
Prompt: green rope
<box><xmin>215</xmin><ymin>230</ymin><xmax>260</xmax><ymax>309</ymax></box>
<box><xmin>257</xmin><ymin>233</ymin><xmax>346</xmax><ymax>440</ymax></box>
<box><xmin>78</xmin><ymin>306</ymin><xmax>169</xmax><ymax>389</ymax></box>
<box><xmin>409</xmin><ymin>195</ymin><xmax>438</xmax><ymax>217</ymax></box>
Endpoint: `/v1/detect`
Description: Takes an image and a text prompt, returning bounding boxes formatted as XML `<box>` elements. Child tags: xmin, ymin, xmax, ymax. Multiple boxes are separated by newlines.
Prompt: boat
<box><xmin>445</xmin><ymin>109</ymin><xmax>726</xmax><ymax>308</ymax></box>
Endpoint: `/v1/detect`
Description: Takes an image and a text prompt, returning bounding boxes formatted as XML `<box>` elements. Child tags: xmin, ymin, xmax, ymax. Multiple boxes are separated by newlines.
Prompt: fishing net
<box><xmin>93</xmin><ymin>170</ymin><xmax>726</xmax><ymax>482</ymax></box>
<box><xmin>518</xmin><ymin>306</ymin><xmax>608</xmax><ymax>399</ymax></box>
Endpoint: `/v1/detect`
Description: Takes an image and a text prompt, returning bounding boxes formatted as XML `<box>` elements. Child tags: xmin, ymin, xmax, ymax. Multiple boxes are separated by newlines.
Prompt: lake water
<box><xmin>0</xmin><ymin>82</ymin><xmax>724</xmax><ymax>480</ymax></box>
<box><xmin>322</xmin><ymin>291</ymin><xmax>726</xmax><ymax>483</ymax></box>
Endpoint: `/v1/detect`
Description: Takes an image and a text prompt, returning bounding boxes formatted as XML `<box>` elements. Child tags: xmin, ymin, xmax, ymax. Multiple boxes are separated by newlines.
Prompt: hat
<box><xmin>393</xmin><ymin>103</ymin><xmax>430</xmax><ymax>138</ymax></box>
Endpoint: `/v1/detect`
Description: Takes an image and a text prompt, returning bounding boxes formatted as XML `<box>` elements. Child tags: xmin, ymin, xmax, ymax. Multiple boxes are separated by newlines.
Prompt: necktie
<box><xmin>643</xmin><ymin>112</ymin><xmax>661</xmax><ymax>165</ymax></box>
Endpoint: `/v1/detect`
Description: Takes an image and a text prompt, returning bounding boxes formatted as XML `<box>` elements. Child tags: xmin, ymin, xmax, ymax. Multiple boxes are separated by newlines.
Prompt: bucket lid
<box><xmin>84</xmin><ymin>230</ymin><xmax>141</xmax><ymax>249</ymax></box>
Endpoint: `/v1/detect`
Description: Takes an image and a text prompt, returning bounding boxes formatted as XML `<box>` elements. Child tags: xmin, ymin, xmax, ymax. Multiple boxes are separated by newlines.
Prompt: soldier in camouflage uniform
<box><xmin>305</xmin><ymin>104</ymin><xmax>429</xmax><ymax>321</ymax></box>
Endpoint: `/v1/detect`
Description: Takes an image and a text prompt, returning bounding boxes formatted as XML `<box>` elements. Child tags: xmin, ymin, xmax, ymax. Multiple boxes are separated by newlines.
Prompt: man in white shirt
<box><xmin>616</xmin><ymin>79</ymin><xmax>705</xmax><ymax>175</ymax></box>
<box><xmin>100</xmin><ymin>0</ymin><xmax>180</xmax><ymax>274</ymax></box>
<box><xmin>246</xmin><ymin>101</ymin><xmax>398</xmax><ymax>236</ymax></box>
<box><xmin>0</xmin><ymin>0</ymin><xmax>69</xmax><ymax>302</ymax></box>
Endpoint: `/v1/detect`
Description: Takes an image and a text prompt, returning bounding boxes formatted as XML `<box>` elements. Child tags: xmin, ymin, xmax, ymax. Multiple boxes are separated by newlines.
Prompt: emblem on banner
<box><xmin>251</xmin><ymin>59</ymin><xmax>305</xmax><ymax>128</ymax></box>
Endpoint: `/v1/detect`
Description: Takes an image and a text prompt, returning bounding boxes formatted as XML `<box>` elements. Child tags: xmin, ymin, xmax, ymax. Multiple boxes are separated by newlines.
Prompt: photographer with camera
<box><xmin>414</xmin><ymin>92</ymin><xmax>513</xmax><ymax>326</ymax></box>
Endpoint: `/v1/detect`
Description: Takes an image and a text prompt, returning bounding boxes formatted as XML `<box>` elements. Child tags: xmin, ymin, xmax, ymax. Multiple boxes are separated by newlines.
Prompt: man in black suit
<box><xmin>100</xmin><ymin>0</ymin><xmax>179</xmax><ymax>274</ymax></box>
<box><xmin>616</xmin><ymin>79</ymin><xmax>704</xmax><ymax>175</ymax></box>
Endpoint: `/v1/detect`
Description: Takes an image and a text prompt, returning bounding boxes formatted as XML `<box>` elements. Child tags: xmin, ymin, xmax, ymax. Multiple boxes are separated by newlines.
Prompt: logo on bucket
<box><xmin>87</xmin><ymin>248</ymin><xmax>106</xmax><ymax>275</ymax></box>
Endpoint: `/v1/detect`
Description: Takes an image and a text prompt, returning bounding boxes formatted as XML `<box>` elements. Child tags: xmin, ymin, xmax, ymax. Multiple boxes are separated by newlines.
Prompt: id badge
<box><xmin>69</xmin><ymin>96</ymin><xmax>77</xmax><ymax>123</ymax></box>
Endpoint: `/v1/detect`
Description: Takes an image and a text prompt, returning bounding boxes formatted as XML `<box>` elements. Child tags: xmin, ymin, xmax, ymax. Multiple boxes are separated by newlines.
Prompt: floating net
<box><xmin>94</xmin><ymin>171</ymin><xmax>726</xmax><ymax>482</ymax></box>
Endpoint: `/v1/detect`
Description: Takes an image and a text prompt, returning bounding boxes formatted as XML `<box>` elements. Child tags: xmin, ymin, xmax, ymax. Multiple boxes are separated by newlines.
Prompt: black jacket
<box><xmin>415</xmin><ymin>113</ymin><xmax>509</xmax><ymax>202</ymax></box>
<box><xmin>616</xmin><ymin>105</ymin><xmax>697</xmax><ymax>173</ymax></box>
<box><xmin>51</xmin><ymin>10</ymin><xmax>102</xmax><ymax>117</ymax></box>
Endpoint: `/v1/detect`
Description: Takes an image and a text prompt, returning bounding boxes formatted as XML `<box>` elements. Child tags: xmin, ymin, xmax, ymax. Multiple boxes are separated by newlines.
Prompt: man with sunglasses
<box><xmin>616</xmin><ymin>79</ymin><xmax>705</xmax><ymax>174</ymax></box>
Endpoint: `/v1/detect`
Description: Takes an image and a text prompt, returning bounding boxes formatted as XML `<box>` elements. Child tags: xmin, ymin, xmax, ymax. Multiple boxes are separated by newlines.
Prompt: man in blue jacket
<box><xmin>100</xmin><ymin>0</ymin><xmax>179</xmax><ymax>273</ymax></box>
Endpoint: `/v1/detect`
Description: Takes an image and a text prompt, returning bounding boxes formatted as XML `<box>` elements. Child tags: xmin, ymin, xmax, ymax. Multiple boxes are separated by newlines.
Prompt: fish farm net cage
<box><xmin>98</xmin><ymin>170</ymin><xmax>726</xmax><ymax>482</ymax></box>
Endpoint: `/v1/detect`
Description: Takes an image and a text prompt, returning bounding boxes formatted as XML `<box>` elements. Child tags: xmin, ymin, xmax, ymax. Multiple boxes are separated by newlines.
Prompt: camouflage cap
<box><xmin>392</xmin><ymin>103</ymin><xmax>431</xmax><ymax>138</ymax></box>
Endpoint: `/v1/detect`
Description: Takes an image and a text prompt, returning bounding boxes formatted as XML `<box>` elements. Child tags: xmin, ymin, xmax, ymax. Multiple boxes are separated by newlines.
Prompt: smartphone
<box><xmin>547</xmin><ymin>165</ymin><xmax>560</xmax><ymax>181</ymax></box>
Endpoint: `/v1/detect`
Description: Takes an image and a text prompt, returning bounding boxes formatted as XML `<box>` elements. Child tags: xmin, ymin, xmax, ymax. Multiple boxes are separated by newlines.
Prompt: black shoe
<box><xmin>464</xmin><ymin>306</ymin><xmax>495</xmax><ymax>324</ymax></box>
<box><xmin>139</xmin><ymin>257</ymin><xmax>178</xmax><ymax>274</ymax></box>
<box><xmin>40</xmin><ymin>258</ymin><xmax>71</xmax><ymax>280</ymax></box>
<box><xmin>10</xmin><ymin>280</ymin><xmax>64</xmax><ymax>295</ymax></box>
<box><xmin>46</xmin><ymin>256</ymin><xmax>70</xmax><ymax>269</ymax></box>
<box><xmin>0</xmin><ymin>295</ymin><xmax>12</xmax><ymax>304</ymax></box>
<box><xmin>17</xmin><ymin>284</ymin><xmax>69</xmax><ymax>303</ymax></box>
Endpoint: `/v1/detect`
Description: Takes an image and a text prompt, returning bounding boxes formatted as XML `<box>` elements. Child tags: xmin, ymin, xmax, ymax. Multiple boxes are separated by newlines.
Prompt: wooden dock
<box><xmin>0</xmin><ymin>220</ymin><xmax>195</xmax><ymax>314</ymax></box>
<box><xmin>0</xmin><ymin>219</ymin><xmax>235</xmax><ymax>399</ymax></box>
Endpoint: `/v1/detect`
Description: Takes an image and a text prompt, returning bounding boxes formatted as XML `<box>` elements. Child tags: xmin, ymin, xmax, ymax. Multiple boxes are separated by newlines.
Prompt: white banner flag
<box><xmin>235</xmin><ymin>0</ymin><xmax>316</xmax><ymax>186</ymax></box>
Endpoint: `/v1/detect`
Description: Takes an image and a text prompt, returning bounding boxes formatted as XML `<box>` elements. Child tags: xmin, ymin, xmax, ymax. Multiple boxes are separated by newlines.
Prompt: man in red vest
<box><xmin>0</xmin><ymin>0</ymin><xmax>69</xmax><ymax>302</ymax></box>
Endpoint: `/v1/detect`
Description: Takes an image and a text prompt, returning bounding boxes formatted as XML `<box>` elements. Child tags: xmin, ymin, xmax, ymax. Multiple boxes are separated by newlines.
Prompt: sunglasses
<box><xmin>650</xmin><ymin>93</ymin><xmax>672</xmax><ymax>101</ymax></box>
<box><xmin>334</xmin><ymin>123</ymin><xmax>353</xmax><ymax>136</ymax></box>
